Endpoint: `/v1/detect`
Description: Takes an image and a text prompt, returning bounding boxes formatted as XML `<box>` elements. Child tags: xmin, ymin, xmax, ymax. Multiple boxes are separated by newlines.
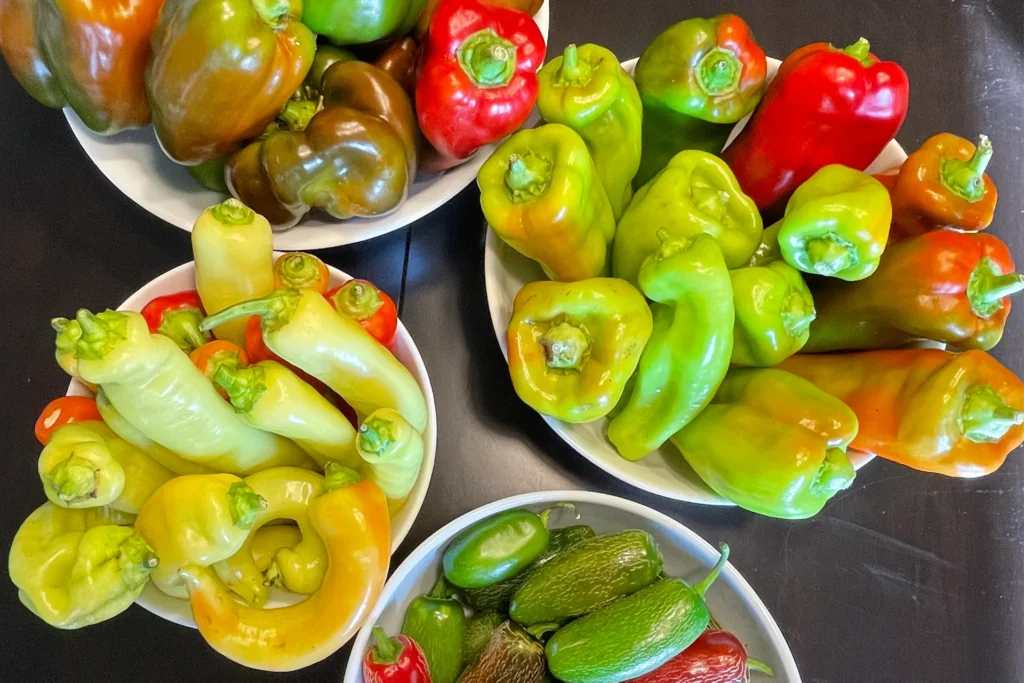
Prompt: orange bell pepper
<box><xmin>780</xmin><ymin>349</ymin><xmax>1024</xmax><ymax>478</ymax></box>
<box><xmin>182</xmin><ymin>465</ymin><xmax>390</xmax><ymax>671</ymax></box>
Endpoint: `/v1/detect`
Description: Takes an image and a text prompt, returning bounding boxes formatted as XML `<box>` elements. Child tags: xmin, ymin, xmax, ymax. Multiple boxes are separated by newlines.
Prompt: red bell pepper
<box><xmin>416</xmin><ymin>0</ymin><xmax>545</xmax><ymax>163</ymax></box>
<box><xmin>723</xmin><ymin>37</ymin><xmax>909</xmax><ymax>217</ymax></box>
<box><xmin>140</xmin><ymin>290</ymin><xmax>211</xmax><ymax>354</ymax></box>
<box><xmin>325</xmin><ymin>280</ymin><xmax>398</xmax><ymax>349</ymax></box>
<box><xmin>34</xmin><ymin>396</ymin><xmax>103</xmax><ymax>446</ymax></box>
<box><xmin>363</xmin><ymin>627</ymin><xmax>432</xmax><ymax>683</ymax></box>
<box><xmin>626</xmin><ymin>629</ymin><xmax>773</xmax><ymax>683</ymax></box>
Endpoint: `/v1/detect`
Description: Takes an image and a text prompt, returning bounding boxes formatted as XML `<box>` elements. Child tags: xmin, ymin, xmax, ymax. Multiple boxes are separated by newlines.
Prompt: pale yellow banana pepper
<box><xmin>357</xmin><ymin>408</ymin><xmax>424</xmax><ymax>502</ymax></box>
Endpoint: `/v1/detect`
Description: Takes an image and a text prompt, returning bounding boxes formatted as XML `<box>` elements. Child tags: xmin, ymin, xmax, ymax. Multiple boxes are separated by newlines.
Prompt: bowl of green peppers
<box><xmin>344</xmin><ymin>490</ymin><xmax>800</xmax><ymax>683</ymax></box>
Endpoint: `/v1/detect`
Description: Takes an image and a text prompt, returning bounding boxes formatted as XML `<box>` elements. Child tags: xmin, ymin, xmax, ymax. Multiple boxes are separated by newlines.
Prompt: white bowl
<box><xmin>66</xmin><ymin>256</ymin><xmax>437</xmax><ymax>627</ymax></box>
<box><xmin>63</xmin><ymin>3</ymin><xmax>549</xmax><ymax>250</ymax></box>
<box><xmin>483</xmin><ymin>57</ymin><xmax>907</xmax><ymax>505</ymax></box>
<box><xmin>343</xmin><ymin>490</ymin><xmax>802</xmax><ymax>683</ymax></box>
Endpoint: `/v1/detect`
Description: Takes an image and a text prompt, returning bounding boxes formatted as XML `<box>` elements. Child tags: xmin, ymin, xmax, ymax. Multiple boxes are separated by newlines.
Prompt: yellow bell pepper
<box><xmin>357</xmin><ymin>408</ymin><xmax>424</xmax><ymax>502</ymax></box>
<box><xmin>214</xmin><ymin>467</ymin><xmax>327</xmax><ymax>607</ymax></box>
<box><xmin>135</xmin><ymin>474</ymin><xmax>266</xmax><ymax>599</ymax></box>
<box><xmin>192</xmin><ymin>199</ymin><xmax>275</xmax><ymax>346</ymax></box>
<box><xmin>9</xmin><ymin>503</ymin><xmax>155</xmax><ymax>629</ymax></box>
<box><xmin>183</xmin><ymin>465</ymin><xmax>391</xmax><ymax>671</ymax></box>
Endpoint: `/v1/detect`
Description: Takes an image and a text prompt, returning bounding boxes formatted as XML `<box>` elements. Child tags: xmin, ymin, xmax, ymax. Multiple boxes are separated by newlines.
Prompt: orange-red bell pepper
<box><xmin>34</xmin><ymin>396</ymin><xmax>103</xmax><ymax>446</ymax></box>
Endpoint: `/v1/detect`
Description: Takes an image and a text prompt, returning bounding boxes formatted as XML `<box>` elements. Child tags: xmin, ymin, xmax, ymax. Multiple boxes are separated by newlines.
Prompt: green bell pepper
<box><xmin>671</xmin><ymin>367</ymin><xmax>858</xmax><ymax>519</ymax></box>
<box><xmin>613</xmin><ymin>149</ymin><xmax>762</xmax><ymax>286</ymax></box>
<box><xmin>608</xmin><ymin>234</ymin><xmax>734</xmax><ymax>461</ymax></box>
<box><xmin>536</xmin><ymin>43</ymin><xmax>642</xmax><ymax>219</ymax></box>
<box><xmin>730</xmin><ymin>261</ymin><xmax>816</xmax><ymax>366</ymax></box>
<box><xmin>302</xmin><ymin>0</ymin><xmax>426</xmax><ymax>46</ymax></box>
<box><xmin>749</xmin><ymin>164</ymin><xmax>892</xmax><ymax>281</ymax></box>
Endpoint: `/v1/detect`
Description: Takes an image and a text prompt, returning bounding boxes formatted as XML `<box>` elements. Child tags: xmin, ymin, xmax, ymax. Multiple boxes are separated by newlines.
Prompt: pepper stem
<box><xmin>693</xmin><ymin>543</ymin><xmax>730</xmax><ymax>598</ymax></box>
<box><xmin>809</xmin><ymin>448</ymin><xmax>856</xmax><ymax>496</ymax></box>
<box><xmin>52</xmin><ymin>317</ymin><xmax>82</xmax><ymax>354</ymax></box>
<box><xmin>505</xmin><ymin>153</ymin><xmax>553</xmax><ymax>203</ymax></box>
<box><xmin>228</xmin><ymin>481</ymin><xmax>266</xmax><ymax>530</ymax></box>
<box><xmin>540</xmin><ymin>322</ymin><xmax>590</xmax><ymax>370</ymax></box>
<box><xmin>966</xmin><ymin>257</ymin><xmax>1024</xmax><ymax>319</ymax></box>
<box><xmin>747</xmin><ymin>658</ymin><xmax>775</xmax><ymax>676</ymax></box>
<box><xmin>324</xmin><ymin>462</ymin><xmax>363</xmax><ymax>492</ymax></box>
<box><xmin>118</xmin><ymin>534</ymin><xmax>159</xmax><ymax>588</ymax></box>
<box><xmin>941</xmin><ymin>134</ymin><xmax>993</xmax><ymax>203</ymax></box>
<box><xmin>47</xmin><ymin>454</ymin><xmax>98</xmax><ymax>503</ymax></box>
<box><xmin>781</xmin><ymin>291</ymin><xmax>815</xmax><ymax>338</ymax></box>
<box><xmin>429</xmin><ymin>574</ymin><xmax>449</xmax><ymax>600</ymax></box>
<box><xmin>803</xmin><ymin>236</ymin><xmax>858</xmax><ymax>277</ymax></box>
<box><xmin>74</xmin><ymin>309</ymin><xmax>129</xmax><ymax>361</ymax></box>
<box><xmin>333</xmin><ymin>281</ymin><xmax>383</xmax><ymax>321</ymax></box>
<box><xmin>370</xmin><ymin>626</ymin><xmax>403</xmax><ymax>665</ymax></box>
<box><xmin>200</xmin><ymin>289</ymin><xmax>300</xmax><ymax>335</ymax></box>
<box><xmin>208</xmin><ymin>198</ymin><xmax>255</xmax><ymax>226</ymax></box>
<box><xmin>840</xmin><ymin>37</ymin><xmax>874</xmax><ymax>66</ymax></box>
<box><xmin>555</xmin><ymin>44</ymin><xmax>592</xmax><ymax>86</ymax></box>
<box><xmin>696</xmin><ymin>47</ymin><xmax>742</xmax><ymax>97</ymax></box>
<box><xmin>537</xmin><ymin>502</ymin><xmax>578</xmax><ymax>527</ymax></box>
<box><xmin>277</xmin><ymin>100</ymin><xmax>317</xmax><ymax>132</ymax></box>
<box><xmin>276</xmin><ymin>253</ymin><xmax>321</xmax><ymax>289</ymax></box>
<box><xmin>457</xmin><ymin>29</ymin><xmax>517</xmax><ymax>88</ymax></box>
<box><xmin>958</xmin><ymin>385</ymin><xmax>1024</xmax><ymax>444</ymax></box>
<box><xmin>214</xmin><ymin>364</ymin><xmax>266</xmax><ymax>413</ymax></box>
<box><xmin>358</xmin><ymin>416</ymin><xmax>395</xmax><ymax>457</ymax></box>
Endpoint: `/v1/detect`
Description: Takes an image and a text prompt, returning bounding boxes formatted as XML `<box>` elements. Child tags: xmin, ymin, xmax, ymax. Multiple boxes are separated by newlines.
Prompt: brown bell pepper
<box><xmin>805</xmin><ymin>230</ymin><xmax>1024</xmax><ymax>353</ymax></box>
<box><xmin>374</xmin><ymin>37</ymin><xmax>418</xmax><ymax>97</ymax></box>
<box><xmin>779</xmin><ymin>349</ymin><xmax>1024</xmax><ymax>478</ymax></box>
<box><xmin>0</xmin><ymin>0</ymin><xmax>64</xmax><ymax>108</ymax></box>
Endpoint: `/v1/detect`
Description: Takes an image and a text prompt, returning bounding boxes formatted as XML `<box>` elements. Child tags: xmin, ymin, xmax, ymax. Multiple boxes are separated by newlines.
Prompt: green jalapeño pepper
<box><xmin>730</xmin><ymin>262</ymin><xmax>816</xmax><ymax>366</ymax></box>
<box><xmin>750</xmin><ymin>164</ymin><xmax>892</xmax><ymax>281</ymax></box>
<box><xmin>507</xmin><ymin>278</ymin><xmax>653</xmax><ymax>423</ymax></box>
<box><xmin>479</xmin><ymin>124</ymin><xmax>616</xmax><ymax>282</ymax></box>
<box><xmin>613</xmin><ymin>149</ymin><xmax>762</xmax><ymax>287</ymax></box>
<box><xmin>608</xmin><ymin>234</ymin><xmax>734</xmax><ymax>461</ymax></box>
<box><xmin>633</xmin><ymin>14</ymin><xmax>767</xmax><ymax>188</ymax></box>
<box><xmin>302</xmin><ymin>0</ymin><xmax>426</xmax><ymax>46</ymax></box>
<box><xmin>671</xmin><ymin>368</ymin><xmax>858</xmax><ymax>519</ymax></box>
<box><xmin>537</xmin><ymin>44</ymin><xmax>642</xmax><ymax>219</ymax></box>
<box><xmin>401</xmin><ymin>576</ymin><xmax>465</xmax><ymax>683</ymax></box>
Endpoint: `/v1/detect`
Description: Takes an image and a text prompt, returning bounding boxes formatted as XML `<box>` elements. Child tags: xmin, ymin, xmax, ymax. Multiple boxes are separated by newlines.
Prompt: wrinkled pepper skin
<box><xmin>9</xmin><ymin>503</ymin><xmax>155</xmax><ymax>629</ymax></box>
<box><xmin>804</xmin><ymin>230</ymin><xmax>1024</xmax><ymax>353</ymax></box>
<box><xmin>507</xmin><ymin>278</ymin><xmax>653</xmax><ymax>423</ymax></box>
<box><xmin>609</xmin><ymin>235</ymin><xmax>734</xmax><ymax>461</ymax></box>
<box><xmin>0</xmin><ymin>0</ymin><xmax>64</xmax><ymax>107</ymax></box>
<box><xmin>887</xmin><ymin>133</ymin><xmax>998</xmax><ymax>241</ymax></box>
<box><xmin>723</xmin><ymin>37</ymin><xmax>909</xmax><ymax>216</ymax></box>
<box><xmin>780</xmin><ymin>349</ymin><xmax>1024</xmax><ymax>478</ymax></box>
<box><xmin>302</xmin><ymin>0</ymin><xmax>425</xmax><ymax>46</ymax></box>
<box><xmin>479</xmin><ymin>124</ymin><xmax>616</xmax><ymax>282</ymax></box>
<box><xmin>146</xmin><ymin>0</ymin><xmax>315</xmax><ymax>164</ymax></box>
<box><xmin>613</xmin><ymin>150</ymin><xmax>762</xmax><ymax>286</ymax></box>
<box><xmin>633</xmin><ymin>14</ymin><xmax>767</xmax><ymax>189</ymax></box>
<box><xmin>730</xmin><ymin>262</ymin><xmax>815</xmax><ymax>366</ymax></box>
<box><xmin>672</xmin><ymin>368</ymin><xmax>857</xmax><ymax>519</ymax></box>
<box><xmin>751</xmin><ymin>165</ymin><xmax>891</xmax><ymax>281</ymax></box>
<box><xmin>537</xmin><ymin>44</ymin><xmax>643</xmax><ymax>219</ymax></box>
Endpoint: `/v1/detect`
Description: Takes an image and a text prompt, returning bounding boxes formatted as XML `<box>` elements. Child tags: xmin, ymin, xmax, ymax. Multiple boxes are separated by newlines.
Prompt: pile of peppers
<box><xmin>484</xmin><ymin>15</ymin><xmax>1024</xmax><ymax>521</ymax></box>
<box><xmin>8</xmin><ymin>198</ymin><xmax>427</xmax><ymax>671</ymax></box>
<box><xmin>0</xmin><ymin>0</ymin><xmax>548</xmax><ymax>230</ymax></box>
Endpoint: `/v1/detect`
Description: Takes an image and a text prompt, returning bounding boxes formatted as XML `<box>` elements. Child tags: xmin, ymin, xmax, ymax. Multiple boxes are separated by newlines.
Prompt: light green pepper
<box><xmin>357</xmin><ymin>408</ymin><xmax>425</xmax><ymax>502</ymax></box>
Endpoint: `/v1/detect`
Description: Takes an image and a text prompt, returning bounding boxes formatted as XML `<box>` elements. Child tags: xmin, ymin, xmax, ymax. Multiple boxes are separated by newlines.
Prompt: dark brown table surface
<box><xmin>3</xmin><ymin>1</ymin><xmax>1023</xmax><ymax>681</ymax></box>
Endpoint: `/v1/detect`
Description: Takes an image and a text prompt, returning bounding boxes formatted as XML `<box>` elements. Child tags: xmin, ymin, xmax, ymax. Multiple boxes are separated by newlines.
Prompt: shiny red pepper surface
<box><xmin>140</xmin><ymin>289</ymin><xmax>211</xmax><ymax>354</ymax></box>
<box><xmin>626</xmin><ymin>629</ymin><xmax>771</xmax><ymax>683</ymax></box>
<box><xmin>722</xmin><ymin>37</ymin><xmax>909</xmax><ymax>217</ymax></box>
<box><xmin>363</xmin><ymin>628</ymin><xmax>432</xmax><ymax>683</ymax></box>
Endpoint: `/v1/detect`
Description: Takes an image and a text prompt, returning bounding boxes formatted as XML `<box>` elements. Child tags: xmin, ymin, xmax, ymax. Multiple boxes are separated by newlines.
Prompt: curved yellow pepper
<box><xmin>357</xmin><ymin>408</ymin><xmax>424</xmax><ymax>502</ymax></box>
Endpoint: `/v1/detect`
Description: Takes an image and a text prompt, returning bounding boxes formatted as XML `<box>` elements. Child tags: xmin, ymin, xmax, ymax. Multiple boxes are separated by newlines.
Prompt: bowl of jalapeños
<box><xmin>344</xmin><ymin>490</ymin><xmax>800</xmax><ymax>683</ymax></box>
<box><xmin>65</xmin><ymin>254</ymin><xmax>437</xmax><ymax>629</ymax></box>
<box><xmin>482</xmin><ymin>52</ymin><xmax>908</xmax><ymax>506</ymax></box>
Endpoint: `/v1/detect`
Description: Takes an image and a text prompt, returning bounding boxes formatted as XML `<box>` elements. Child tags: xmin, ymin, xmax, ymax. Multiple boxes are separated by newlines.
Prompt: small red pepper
<box><xmin>416</xmin><ymin>0</ymin><xmax>545</xmax><ymax>162</ymax></box>
<box><xmin>363</xmin><ymin>627</ymin><xmax>432</xmax><ymax>683</ymax></box>
<box><xmin>140</xmin><ymin>289</ymin><xmax>211</xmax><ymax>354</ymax></box>
<box><xmin>626</xmin><ymin>630</ymin><xmax>773</xmax><ymax>683</ymax></box>
<box><xmin>325</xmin><ymin>279</ymin><xmax>398</xmax><ymax>349</ymax></box>
<box><xmin>189</xmin><ymin>340</ymin><xmax>249</xmax><ymax>399</ymax></box>
<box><xmin>723</xmin><ymin>37</ymin><xmax>909</xmax><ymax>217</ymax></box>
<box><xmin>34</xmin><ymin>396</ymin><xmax>103</xmax><ymax>445</ymax></box>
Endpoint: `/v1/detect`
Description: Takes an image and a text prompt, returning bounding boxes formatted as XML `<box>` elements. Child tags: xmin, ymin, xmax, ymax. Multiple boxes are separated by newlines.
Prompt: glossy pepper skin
<box><xmin>723</xmin><ymin>37</ymin><xmax>909</xmax><ymax>217</ymax></box>
<box><xmin>626</xmin><ymin>629</ymin><xmax>773</xmax><ymax>683</ymax></box>
<box><xmin>413</xmin><ymin>0</ymin><xmax>540</xmax><ymax>39</ymax></box>
<box><xmin>364</xmin><ymin>628</ymin><xmax>433</xmax><ymax>683</ymax></box>
<box><xmin>780</xmin><ymin>349</ymin><xmax>1024</xmax><ymax>478</ymax></box>
<box><xmin>141</xmin><ymin>290</ymin><xmax>211</xmax><ymax>354</ymax></box>
<box><xmin>887</xmin><ymin>133</ymin><xmax>998</xmax><ymax>242</ymax></box>
<box><xmin>633</xmin><ymin>14</ymin><xmax>767</xmax><ymax>189</ymax></box>
<box><xmin>672</xmin><ymin>368</ymin><xmax>857</xmax><ymax>519</ymax></box>
<box><xmin>443</xmin><ymin>507</ymin><xmax>558</xmax><ymax>588</ymax></box>
<box><xmin>416</xmin><ymin>0</ymin><xmax>545</xmax><ymax>162</ymax></box>
<box><xmin>34</xmin><ymin>396</ymin><xmax>102</xmax><ymax>445</ymax></box>
<box><xmin>507</xmin><ymin>278</ymin><xmax>652</xmax><ymax>423</ymax></box>
<box><xmin>146</xmin><ymin>0</ymin><xmax>315</xmax><ymax>164</ymax></box>
<box><xmin>358</xmin><ymin>408</ymin><xmax>425</xmax><ymax>502</ymax></box>
<box><xmin>327</xmin><ymin>279</ymin><xmax>399</xmax><ymax>349</ymax></box>
<box><xmin>750</xmin><ymin>165</ymin><xmax>892</xmax><ymax>281</ymax></box>
<box><xmin>609</xmin><ymin>235</ymin><xmax>734</xmax><ymax>461</ymax></box>
<box><xmin>9</xmin><ymin>503</ymin><xmax>155</xmax><ymax>629</ymax></box>
<box><xmin>183</xmin><ymin>466</ymin><xmax>391</xmax><ymax>672</ymax></box>
<box><xmin>730</xmin><ymin>262</ymin><xmax>815</xmax><ymax>366</ymax></box>
<box><xmin>190</xmin><ymin>340</ymin><xmax>249</xmax><ymax>398</ymax></box>
<box><xmin>302</xmin><ymin>0</ymin><xmax>425</xmax><ymax>46</ymax></box>
<box><xmin>480</xmin><ymin>124</ymin><xmax>616</xmax><ymax>282</ymax></box>
<box><xmin>0</xmin><ymin>0</ymin><xmax>64</xmax><ymax>107</ymax></box>
<box><xmin>613</xmin><ymin>150</ymin><xmax>762</xmax><ymax>286</ymax></box>
<box><xmin>401</xmin><ymin>576</ymin><xmax>465</xmax><ymax>683</ymax></box>
<box><xmin>537</xmin><ymin>44</ymin><xmax>642</xmax><ymax>219</ymax></box>
<box><xmin>374</xmin><ymin>37</ymin><xmax>419</xmax><ymax>96</ymax></box>
<box><xmin>804</xmin><ymin>231</ymin><xmax>1024</xmax><ymax>353</ymax></box>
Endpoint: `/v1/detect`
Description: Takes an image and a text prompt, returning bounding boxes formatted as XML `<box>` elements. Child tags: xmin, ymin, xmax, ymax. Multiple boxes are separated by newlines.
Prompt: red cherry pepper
<box><xmin>626</xmin><ymin>629</ymin><xmax>773</xmax><ymax>683</ymax></box>
<box><xmin>723</xmin><ymin>37</ymin><xmax>909</xmax><ymax>217</ymax></box>
<box><xmin>140</xmin><ymin>289</ymin><xmax>211</xmax><ymax>354</ymax></box>
<box><xmin>363</xmin><ymin>627</ymin><xmax>432</xmax><ymax>683</ymax></box>
<box><xmin>325</xmin><ymin>280</ymin><xmax>398</xmax><ymax>349</ymax></box>
<box><xmin>416</xmin><ymin>0</ymin><xmax>546</xmax><ymax>162</ymax></box>
<box><xmin>34</xmin><ymin>396</ymin><xmax>103</xmax><ymax>446</ymax></box>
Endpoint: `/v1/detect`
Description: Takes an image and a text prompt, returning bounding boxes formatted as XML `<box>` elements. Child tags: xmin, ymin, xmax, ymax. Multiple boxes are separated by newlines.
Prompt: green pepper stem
<box><xmin>539</xmin><ymin>322</ymin><xmax>590</xmax><ymax>370</ymax></box>
<box><xmin>693</xmin><ymin>543</ymin><xmax>730</xmax><ymax>598</ymax></box>
<box><xmin>228</xmin><ymin>481</ymin><xmax>266</xmax><ymax>530</ymax></box>
<box><xmin>967</xmin><ymin>257</ymin><xmax>1024</xmax><ymax>318</ymax></box>
<box><xmin>213</xmin><ymin>364</ymin><xmax>266</xmax><ymax>413</ymax></box>
<box><xmin>324</xmin><ymin>462</ymin><xmax>363</xmax><ymax>492</ymax></box>
<box><xmin>781</xmin><ymin>291</ymin><xmax>815</xmax><ymax>338</ymax></box>
<box><xmin>264</xmin><ymin>560</ymin><xmax>283</xmax><ymax>588</ymax></box>
<box><xmin>959</xmin><ymin>385</ymin><xmax>1024</xmax><ymax>444</ymax></box>
<box><xmin>525</xmin><ymin>622</ymin><xmax>561</xmax><ymax>639</ymax></box>
<box><xmin>333</xmin><ymin>281</ymin><xmax>383</xmax><ymax>321</ymax></box>
<box><xmin>505</xmin><ymin>152</ymin><xmax>553</xmax><ymax>203</ymax></box>
<box><xmin>358</xmin><ymin>416</ymin><xmax>396</xmax><ymax>457</ymax></box>
<box><xmin>747</xmin><ymin>658</ymin><xmax>775</xmax><ymax>676</ymax></box>
<box><xmin>537</xmin><ymin>502</ymin><xmax>578</xmax><ymax>528</ymax></box>
<box><xmin>74</xmin><ymin>309</ymin><xmax>129</xmax><ymax>361</ymax></box>
<box><xmin>208</xmin><ymin>198</ymin><xmax>255</xmax><ymax>226</ymax></box>
<box><xmin>277</xmin><ymin>100</ymin><xmax>317</xmax><ymax>132</ymax></box>
<box><xmin>803</xmin><ymin>236</ymin><xmax>858</xmax><ymax>277</ymax></box>
<box><xmin>941</xmin><ymin>134</ymin><xmax>993</xmax><ymax>203</ymax></box>
<box><xmin>555</xmin><ymin>44</ymin><xmax>592</xmax><ymax>86</ymax></box>
<box><xmin>200</xmin><ymin>289</ymin><xmax>300</xmax><ymax>334</ymax></box>
<box><xmin>371</xmin><ymin>626</ymin><xmax>402</xmax><ymax>665</ymax></box>
<box><xmin>809</xmin><ymin>448</ymin><xmax>856</xmax><ymax>497</ymax></box>
<box><xmin>457</xmin><ymin>29</ymin><xmax>517</xmax><ymax>88</ymax></box>
<box><xmin>47</xmin><ymin>454</ymin><xmax>99</xmax><ymax>503</ymax></box>
<box><xmin>119</xmin><ymin>534</ymin><xmax>159</xmax><ymax>588</ymax></box>
<box><xmin>696</xmin><ymin>47</ymin><xmax>742</xmax><ymax>97</ymax></box>
<box><xmin>429</xmin><ymin>574</ymin><xmax>449</xmax><ymax>600</ymax></box>
<box><xmin>276</xmin><ymin>253</ymin><xmax>322</xmax><ymax>288</ymax></box>
<box><xmin>840</xmin><ymin>37</ymin><xmax>874</xmax><ymax>67</ymax></box>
